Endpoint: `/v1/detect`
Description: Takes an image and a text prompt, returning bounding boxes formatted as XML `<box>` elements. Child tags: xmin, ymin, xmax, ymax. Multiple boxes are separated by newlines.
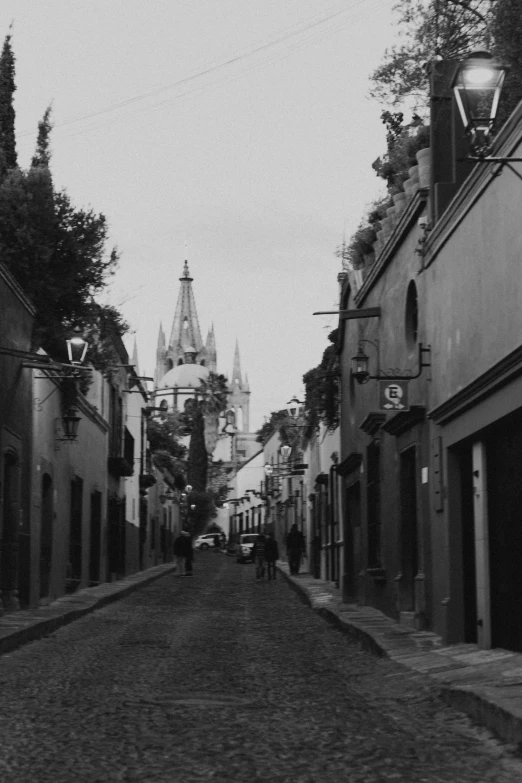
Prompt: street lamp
<box><xmin>66</xmin><ymin>326</ymin><xmax>89</xmax><ymax>366</ymax></box>
<box><xmin>350</xmin><ymin>339</ymin><xmax>431</xmax><ymax>385</ymax></box>
<box><xmin>286</xmin><ymin>396</ymin><xmax>304</xmax><ymax>419</ymax></box>
<box><xmin>452</xmin><ymin>51</ymin><xmax>509</xmax><ymax>159</ymax></box>
<box><xmin>60</xmin><ymin>409</ymin><xmax>82</xmax><ymax>440</ymax></box>
<box><xmin>350</xmin><ymin>345</ymin><xmax>371</xmax><ymax>384</ymax></box>
<box><xmin>281</xmin><ymin>444</ymin><xmax>292</xmax><ymax>461</ymax></box>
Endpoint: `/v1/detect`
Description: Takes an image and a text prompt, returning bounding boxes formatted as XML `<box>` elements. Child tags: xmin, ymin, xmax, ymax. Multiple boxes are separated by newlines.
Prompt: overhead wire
<box><xmin>19</xmin><ymin>0</ymin><xmax>375</xmax><ymax>140</ymax></box>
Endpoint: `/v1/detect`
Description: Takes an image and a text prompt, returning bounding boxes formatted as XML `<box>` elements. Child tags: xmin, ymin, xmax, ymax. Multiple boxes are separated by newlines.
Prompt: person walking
<box><xmin>265</xmin><ymin>533</ymin><xmax>279</xmax><ymax>580</ymax></box>
<box><xmin>173</xmin><ymin>532</ymin><xmax>186</xmax><ymax>576</ymax></box>
<box><xmin>213</xmin><ymin>534</ymin><xmax>221</xmax><ymax>552</ymax></box>
<box><xmin>251</xmin><ymin>533</ymin><xmax>266</xmax><ymax>581</ymax></box>
<box><xmin>182</xmin><ymin>530</ymin><xmax>195</xmax><ymax>576</ymax></box>
<box><xmin>286</xmin><ymin>523</ymin><xmax>305</xmax><ymax>575</ymax></box>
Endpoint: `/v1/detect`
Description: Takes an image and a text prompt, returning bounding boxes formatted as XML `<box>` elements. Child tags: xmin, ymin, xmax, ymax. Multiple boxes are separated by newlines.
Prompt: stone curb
<box><xmin>277</xmin><ymin>565</ymin><xmax>522</xmax><ymax>746</ymax></box>
<box><xmin>0</xmin><ymin>563</ymin><xmax>177</xmax><ymax>658</ymax></box>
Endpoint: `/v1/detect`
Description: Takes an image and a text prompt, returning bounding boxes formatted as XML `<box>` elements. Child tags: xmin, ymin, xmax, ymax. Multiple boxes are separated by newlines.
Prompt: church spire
<box><xmin>131</xmin><ymin>337</ymin><xmax>139</xmax><ymax>376</ymax></box>
<box><xmin>169</xmin><ymin>261</ymin><xmax>203</xmax><ymax>356</ymax></box>
<box><xmin>232</xmin><ymin>339</ymin><xmax>242</xmax><ymax>387</ymax></box>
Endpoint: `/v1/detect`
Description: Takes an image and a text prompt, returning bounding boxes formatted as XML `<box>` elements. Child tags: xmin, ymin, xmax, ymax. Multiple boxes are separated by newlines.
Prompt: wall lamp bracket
<box><xmin>352</xmin><ymin>342</ymin><xmax>431</xmax><ymax>384</ymax></box>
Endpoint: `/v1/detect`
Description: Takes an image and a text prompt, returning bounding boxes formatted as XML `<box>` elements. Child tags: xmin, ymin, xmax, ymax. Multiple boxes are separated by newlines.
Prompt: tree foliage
<box><xmin>369</xmin><ymin>1</ymin><xmax>494</xmax><ymax>113</ymax></box>
<box><xmin>147</xmin><ymin>412</ymin><xmax>186</xmax><ymax>460</ymax></box>
<box><xmin>187</xmin><ymin>408</ymin><xmax>208</xmax><ymax>492</ymax></box>
<box><xmin>185</xmin><ymin>489</ymin><xmax>217</xmax><ymax>537</ymax></box>
<box><xmin>302</xmin><ymin>329</ymin><xmax>340</xmax><ymax>438</ymax></box>
<box><xmin>198</xmin><ymin>372</ymin><xmax>229</xmax><ymax>415</ymax></box>
<box><xmin>0</xmin><ymin>34</ymin><xmax>16</xmax><ymax>177</ymax></box>
<box><xmin>491</xmin><ymin>0</ymin><xmax>522</xmax><ymax>127</ymax></box>
<box><xmin>256</xmin><ymin>410</ymin><xmax>289</xmax><ymax>444</ymax></box>
<box><xmin>0</xmin><ymin>41</ymin><xmax>126</xmax><ymax>369</ymax></box>
<box><xmin>31</xmin><ymin>105</ymin><xmax>52</xmax><ymax>168</ymax></box>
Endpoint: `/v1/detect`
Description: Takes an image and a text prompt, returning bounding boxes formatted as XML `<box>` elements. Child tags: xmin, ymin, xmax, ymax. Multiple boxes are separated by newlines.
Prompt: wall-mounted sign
<box><xmin>379</xmin><ymin>380</ymin><xmax>409</xmax><ymax>411</ymax></box>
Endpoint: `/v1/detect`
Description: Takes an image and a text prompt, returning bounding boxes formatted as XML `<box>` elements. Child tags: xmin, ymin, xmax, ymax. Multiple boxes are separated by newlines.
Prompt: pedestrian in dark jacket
<box><xmin>173</xmin><ymin>533</ymin><xmax>186</xmax><ymax>576</ymax></box>
<box><xmin>213</xmin><ymin>534</ymin><xmax>221</xmax><ymax>551</ymax></box>
<box><xmin>265</xmin><ymin>534</ymin><xmax>279</xmax><ymax>581</ymax></box>
<box><xmin>251</xmin><ymin>534</ymin><xmax>266</xmax><ymax>581</ymax></box>
<box><xmin>174</xmin><ymin>531</ymin><xmax>194</xmax><ymax>576</ymax></box>
<box><xmin>182</xmin><ymin>531</ymin><xmax>194</xmax><ymax>576</ymax></box>
<box><xmin>286</xmin><ymin>523</ymin><xmax>305</xmax><ymax>575</ymax></box>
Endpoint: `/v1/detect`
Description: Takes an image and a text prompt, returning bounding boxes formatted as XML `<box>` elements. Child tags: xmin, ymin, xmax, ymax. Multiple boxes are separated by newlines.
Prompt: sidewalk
<box><xmin>278</xmin><ymin>563</ymin><xmax>522</xmax><ymax>746</ymax></box>
<box><xmin>0</xmin><ymin>562</ymin><xmax>177</xmax><ymax>657</ymax></box>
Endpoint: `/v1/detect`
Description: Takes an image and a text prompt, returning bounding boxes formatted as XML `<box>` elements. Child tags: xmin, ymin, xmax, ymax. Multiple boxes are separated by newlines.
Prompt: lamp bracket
<box><xmin>34</xmin><ymin>387</ymin><xmax>60</xmax><ymax>410</ymax></box>
<box><xmin>369</xmin><ymin>344</ymin><xmax>431</xmax><ymax>382</ymax></box>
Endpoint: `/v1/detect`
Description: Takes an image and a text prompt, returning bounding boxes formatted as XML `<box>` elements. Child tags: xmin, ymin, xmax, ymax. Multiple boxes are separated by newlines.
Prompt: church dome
<box><xmin>160</xmin><ymin>362</ymin><xmax>209</xmax><ymax>389</ymax></box>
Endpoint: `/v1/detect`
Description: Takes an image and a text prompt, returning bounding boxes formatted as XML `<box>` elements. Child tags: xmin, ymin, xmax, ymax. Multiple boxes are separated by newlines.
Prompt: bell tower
<box><xmin>155</xmin><ymin>261</ymin><xmax>213</xmax><ymax>385</ymax></box>
<box><xmin>228</xmin><ymin>340</ymin><xmax>250</xmax><ymax>432</ymax></box>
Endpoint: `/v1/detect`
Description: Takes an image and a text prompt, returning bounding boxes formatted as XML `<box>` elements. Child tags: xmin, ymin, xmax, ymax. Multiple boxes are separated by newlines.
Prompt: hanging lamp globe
<box><xmin>351</xmin><ymin>346</ymin><xmax>370</xmax><ymax>384</ymax></box>
<box><xmin>62</xmin><ymin>408</ymin><xmax>81</xmax><ymax>439</ymax></box>
<box><xmin>452</xmin><ymin>51</ymin><xmax>508</xmax><ymax>157</ymax></box>
<box><xmin>66</xmin><ymin>326</ymin><xmax>89</xmax><ymax>366</ymax></box>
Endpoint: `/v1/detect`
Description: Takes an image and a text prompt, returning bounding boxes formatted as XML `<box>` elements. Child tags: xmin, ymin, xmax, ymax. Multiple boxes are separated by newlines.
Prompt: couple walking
<box><xmin>252</xmin><ymin>533</ymin><xmax>279</xmax><ymax>581</ymax></box>
<box><xmin>173</xmin><ymin>531</ymin><xmax>194</xmax><ymax>576</ymax></box>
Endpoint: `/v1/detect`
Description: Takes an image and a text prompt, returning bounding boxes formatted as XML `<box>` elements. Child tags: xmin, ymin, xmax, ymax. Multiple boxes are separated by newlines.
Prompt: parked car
<box><xmin>194</xmin><ymin>534</ymin><xmax>218</xmax><ymax>550</ymax></box>
<box><xmin>236</xmin><ymin>533</ymin><xmax>259</xmax><ymax>563</ymax></box>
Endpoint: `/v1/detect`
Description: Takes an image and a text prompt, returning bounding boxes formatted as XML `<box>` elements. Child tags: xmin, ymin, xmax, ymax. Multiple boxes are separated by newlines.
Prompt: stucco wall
<box><xmin>31</xmin><ymin>370</ymin><xmax>108</xmax><ymax>607</ymax></box>
<box><xmin>424</xmin><ymin>138</ymin><xmax>522</xmax><ymax>409</ymax></box>
<box><xmin>0</xmin><ymin>264</ymin><xmax>35</xmax><ymax>607</ymax></box>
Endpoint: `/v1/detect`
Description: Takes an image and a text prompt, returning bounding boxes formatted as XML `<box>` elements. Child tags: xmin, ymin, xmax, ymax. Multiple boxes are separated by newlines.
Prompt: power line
<box><xmin>19</xmin><ymin>0</ymin><xmax>372</xmax><ymax>139</ymax></box>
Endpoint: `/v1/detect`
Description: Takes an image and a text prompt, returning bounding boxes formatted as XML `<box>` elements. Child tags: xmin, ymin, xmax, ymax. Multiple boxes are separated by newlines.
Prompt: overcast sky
<box><xmin>3</xmin><ymin>0</ymin><xmax>398</xmax><ymax>430</ymax></box>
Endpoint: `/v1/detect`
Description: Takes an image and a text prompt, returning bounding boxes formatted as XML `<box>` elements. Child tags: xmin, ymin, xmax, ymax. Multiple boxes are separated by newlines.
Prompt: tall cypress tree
<box><xmin>31</xmin><ymin>105</ymin><xmax>53</xmax><ymax>169</ymax></box>
<box><xmin>187</xmin><ymin>409</ymin><xmax>208</xmax><ymax>492</ymax></box>
<box><xmin>0</xmin><ymin>34</ymin><xmax>17</xmax><ymax>178</ymax></box>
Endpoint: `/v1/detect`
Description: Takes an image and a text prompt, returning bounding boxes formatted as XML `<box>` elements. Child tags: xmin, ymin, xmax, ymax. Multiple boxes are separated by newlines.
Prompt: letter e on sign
<box><xmin>379</xmin><ymin>380</ymin><xmax>409</xmax><ymax>411</ymax></box>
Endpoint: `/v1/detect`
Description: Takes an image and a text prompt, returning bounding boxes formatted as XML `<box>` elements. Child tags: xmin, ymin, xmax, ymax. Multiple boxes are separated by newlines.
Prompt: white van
<box><xmin>236</xmin><ymin>533</ymin><xmax>259</xmax><ymax>563</ymax></box>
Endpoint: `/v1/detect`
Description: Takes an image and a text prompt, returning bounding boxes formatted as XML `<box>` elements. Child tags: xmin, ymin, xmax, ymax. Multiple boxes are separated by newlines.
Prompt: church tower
<box><xmin>153</xmin><ymin>261</ymin><xmax>254</xmax><ymax>465</ymax></box>
<box><xmin>228</xmin><ymin>340</ymin><xmax>251</xmax><ymax>432</ymax></box>
<box><xmin>155</xmin><ymin>261</ymin><xmax>214</xmax><ymax>383</ymax></box>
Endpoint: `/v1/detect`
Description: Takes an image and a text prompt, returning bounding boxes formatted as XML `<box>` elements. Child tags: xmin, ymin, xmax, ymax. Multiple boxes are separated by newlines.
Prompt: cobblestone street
<box><xmin>1</xmin><ymin>554</ymin><xmax>522</xmax><ymax>783</ymax></box>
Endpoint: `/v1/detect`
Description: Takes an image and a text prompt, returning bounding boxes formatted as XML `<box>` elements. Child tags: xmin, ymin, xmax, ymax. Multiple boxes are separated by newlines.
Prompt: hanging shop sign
<box><xmin>379</xmin><ymin>380</ymin><xmax>410</xmax><ymax>412</ymax></box>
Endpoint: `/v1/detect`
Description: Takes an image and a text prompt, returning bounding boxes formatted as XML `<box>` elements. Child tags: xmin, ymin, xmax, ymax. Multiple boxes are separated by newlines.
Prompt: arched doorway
<box><xmin>40</xmin><ymin>474</ymin><xmax>53</xmax><ymax>600</ymax></box>
<box><xmin>1</xmin><ymin>450</ymin><xmax>21</xmax><ymax>611</ymax></box>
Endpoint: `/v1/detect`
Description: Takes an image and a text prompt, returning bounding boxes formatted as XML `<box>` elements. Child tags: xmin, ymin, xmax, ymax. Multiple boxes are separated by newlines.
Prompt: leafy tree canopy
<box><xmin>369</xmin><ymin>1</ymin><xmax>494</xmax><ymax>114</ymax></box>
<box><xmin>198</xmin><ymin>372</ymin><xmax>229</xmax><ymax>415</ymax></box>
<box><xmin>187</xmin><ymin>408</ymin><xmax>208</xmax><ymax>492</ymax></box>
<box><xmin>256</xmin><ymin>410</ymin><xmax>288</xmax><ymax>444</ymax></box>
<box><xmin>0</xmin><ymin>42</ymin><xmax>127</xmax><ymax>370</ymax></box>
<box><xmin>302</xmin><ymin>329</ymin><xmax>340</xmax><ymax>438</ymax></box>
<box><xmin>0</xmin><ymin>34</ymin><xmax>16</xmax><ymax>177</ymax></box>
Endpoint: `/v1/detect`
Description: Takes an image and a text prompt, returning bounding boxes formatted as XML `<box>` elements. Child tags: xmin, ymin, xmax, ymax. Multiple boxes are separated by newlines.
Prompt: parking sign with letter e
<box><xmin>379</xmin><ymin>380</ymin><xmax>409</xmax><ymax>411</ymax></box>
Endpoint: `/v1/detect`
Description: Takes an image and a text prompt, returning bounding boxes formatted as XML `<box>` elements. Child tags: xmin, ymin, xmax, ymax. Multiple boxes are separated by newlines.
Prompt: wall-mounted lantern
<box><xmin>350</xmin><ymin>346</ymin><xmax>371</xmax><ymax>384</ymax></box>
<box><xmin>66</xmin><ymin>326</ymin><xmax>89</xmax><ymax>366</ymax></box>
<box><xmin>351</xmin><ymin>339</ymin><xmax>431</xmax><ymax>385</ymax></box>
<box><xmin>286</xmin><ymin>396</ymin><xmax>304</xmax><ymax>419</ymax></box>
<box><xmin>452</xmin><ymin>51</ymin><xmax>509</xmax><ymax>159</ymax></box>
<box><xmin>281</xmin><ymin>444</ymin><xmax>292</xmax><ymax>461</ymax></box>
<box><xmin>59</xmin><ymin>408</ymin><xmax>82</xmax><ymax>440</ymax></box>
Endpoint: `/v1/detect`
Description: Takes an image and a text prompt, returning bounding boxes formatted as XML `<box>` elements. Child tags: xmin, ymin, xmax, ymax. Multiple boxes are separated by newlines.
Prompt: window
<box><xmin>405</xmin><ymin>280</ymin><xmax>419</xmax><ymax>348</ymax></box>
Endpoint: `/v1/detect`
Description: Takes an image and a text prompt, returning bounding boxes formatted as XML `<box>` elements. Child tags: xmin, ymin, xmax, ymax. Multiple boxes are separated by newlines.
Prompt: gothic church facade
<box><xmin>153</xmin><ymin>262</ymin><xmax>254</xmax><ymax>460</ymax></box>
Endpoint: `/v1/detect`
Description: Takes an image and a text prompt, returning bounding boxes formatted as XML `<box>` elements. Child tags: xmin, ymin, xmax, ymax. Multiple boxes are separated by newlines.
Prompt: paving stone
<box><xmin>0</xmin><ymin>555</ymin><xmax>521</xmax><ymax>782</ymax></box>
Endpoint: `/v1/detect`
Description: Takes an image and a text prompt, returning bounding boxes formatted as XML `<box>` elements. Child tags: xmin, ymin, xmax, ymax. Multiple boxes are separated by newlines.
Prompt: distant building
<box><xmin>152</xmin><ymin>261</ymin><xmax>257</xmax><ymax>465</ymax></box>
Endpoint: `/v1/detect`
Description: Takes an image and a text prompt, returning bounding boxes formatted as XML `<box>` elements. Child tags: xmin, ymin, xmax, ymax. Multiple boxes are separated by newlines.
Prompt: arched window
<box><xmin>167</xmin><ymin>359</ymin><xmax>174</xmax><ymax>371</ymax></box>
<box><xmin>177</xmin><ymin>358</ymin><xmax>183</xmax><ymax>366</ymax></box>
<box><xmin>405</xmin><ymin>280</ymin><xmax>419</xmax><ymax>348</ymax></box>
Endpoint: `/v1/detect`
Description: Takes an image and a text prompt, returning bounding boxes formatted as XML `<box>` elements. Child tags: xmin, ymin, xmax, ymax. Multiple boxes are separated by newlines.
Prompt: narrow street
<box><xmin>0</xmin><ymin>554</ymin><xmax>521</xmax><ymax>783</ymax></box>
